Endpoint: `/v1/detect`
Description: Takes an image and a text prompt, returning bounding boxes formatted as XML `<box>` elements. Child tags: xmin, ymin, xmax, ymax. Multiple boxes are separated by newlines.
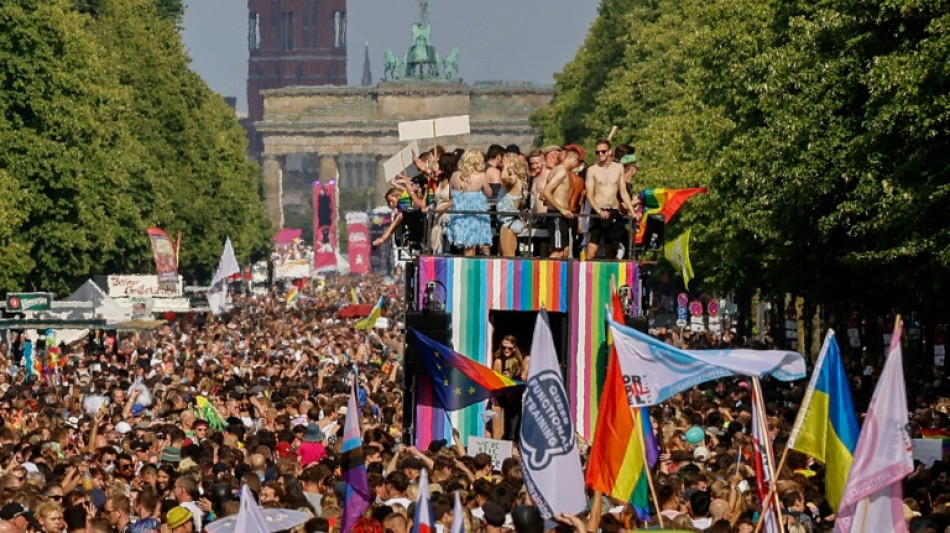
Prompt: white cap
<box><xmin>693</xmin><ymin>446</ymin><xmax>710</xmax><ymax>462</ymax></box>
<box><xmin>115</xmin><ymin>422</ymin><xmax>133</xmax><ymax>434</ymax></box>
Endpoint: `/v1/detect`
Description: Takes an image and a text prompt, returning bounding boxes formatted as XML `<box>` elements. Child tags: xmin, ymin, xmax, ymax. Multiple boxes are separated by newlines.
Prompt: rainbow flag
<box><xmin>285</xmin><ymin>286</ymin><xmax>299</xmax><ymax>308</ymax></box>
<box><xmin>787</xmin><ymin>331</ymin><xmax>859</xmax><ymax>510</ymax></box>
<box><xmin>409</xmin><ymin>329</ymin><xmax>524</xmax><ymax>411</ymax></box>
<box><xmin>586</xmin><ymin>293</ymin><xmax>658</xmax><ymax>520</ymax></box>
<box><xmin>586</xmin><ymin>353</ymin><xmax>659</xmax><ymax>520</ymax></box>
<box><xmin>355</xmin><ymin>296</ymin><xmax>384</xmax><ymax>330</ymax></box>
<box><xmin>636</xmin><ymin>187</ymin><xmax>706</xmax><ymax>244</ymax></box>
<box><xmin>920</xmin><ymin>428</ymin><xmax>950</xmax><ymax>439</ymax></box>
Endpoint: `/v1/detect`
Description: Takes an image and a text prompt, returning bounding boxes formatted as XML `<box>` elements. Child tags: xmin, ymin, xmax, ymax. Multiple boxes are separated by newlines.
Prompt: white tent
<box><xmin>62</xmin><ymin>280</ymin><xmax>131</xmax><ymax>324</ymax></box>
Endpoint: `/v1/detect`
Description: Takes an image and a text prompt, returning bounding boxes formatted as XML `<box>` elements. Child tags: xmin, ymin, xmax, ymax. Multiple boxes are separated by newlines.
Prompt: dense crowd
<box><xmin>375</xmin><ymin>142</ymin><xmax>644</xmax><ymax>260</ymax></box>
<box><xmin>0</xmin><ymin>274</ymin><xmax>946</xmax><ymax>533</ymax></box>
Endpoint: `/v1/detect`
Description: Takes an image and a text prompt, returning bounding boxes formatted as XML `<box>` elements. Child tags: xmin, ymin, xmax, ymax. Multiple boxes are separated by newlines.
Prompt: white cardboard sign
<box><xmin>383</xmin><ymin>140</ymin><xmax>420</xmax><ymax>181</ymax></box>
<box><xmin>398</xmin><ymin>115</ymin><xmax>471</xmax><ymax>141</ymax></box>
<box><xmin>467</xmin><ymin>436</ymin><xmax>513</xmax><ymax>471</ymax></box>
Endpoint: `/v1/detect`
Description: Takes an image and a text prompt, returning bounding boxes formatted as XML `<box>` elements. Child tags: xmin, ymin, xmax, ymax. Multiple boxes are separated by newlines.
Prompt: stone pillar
<box><xmin>375</xmin><ymin>155</ymin><xmax>389</xmax><ymax>205</ymax></box>
<box><xmin>319</xmin><ymin>155</ymin><xmax>338</xmax><ymax>183</ymax></box>
<box><xmin>261</xmin><ymin>155</ymin><xmax>284</xmax><ymax>228</ymax></box>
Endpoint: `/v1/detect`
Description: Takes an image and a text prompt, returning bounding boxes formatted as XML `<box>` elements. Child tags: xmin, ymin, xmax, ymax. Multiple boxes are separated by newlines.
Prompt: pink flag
<box><xmin>836</xmin><ymin>319</ymin><xmax>913</xmax><ymax>533</ymax></box>
<box><xmin>346</xmin><ymin>212</ymin><xmax>371</xmax><ymax>275</ymax></box>
<box><xmin>314</xmin><ymin>181</ymin><xmax>338</xmax><ymax>273</ymax></box>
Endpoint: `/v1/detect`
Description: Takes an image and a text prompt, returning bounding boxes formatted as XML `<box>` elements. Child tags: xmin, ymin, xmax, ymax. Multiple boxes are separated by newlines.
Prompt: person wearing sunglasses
<box><xmin>585</xmin><ymin>139</ymin><xmax>637</xmax><ymax>260</ymax></box>
<box><xmin>491</xmin><ymin>336</ymin><xmax>529</xmax><ymax>440</ymax></box>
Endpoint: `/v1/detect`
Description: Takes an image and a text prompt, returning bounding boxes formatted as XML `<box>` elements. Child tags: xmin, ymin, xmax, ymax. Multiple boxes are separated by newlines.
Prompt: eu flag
<box><xmin>409</xmin><ymin>329</ymin><xmax>525</xmax><ymax>411</ymax></box>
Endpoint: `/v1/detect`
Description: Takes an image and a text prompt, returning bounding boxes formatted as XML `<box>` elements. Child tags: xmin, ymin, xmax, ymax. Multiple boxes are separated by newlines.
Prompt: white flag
<box><xmin>520</xmin><ymin>310</ymin><xmax>586</xmax><ymax>519</ymax></box>
<box><xmin>609</xmin><ymin>318</ymin><xmax>805</xmax><ymax>406</ymax></box>
<box><xmin>233</xmin><ymin>484</ymin><xmax>269</xmax><ymax>533</ymax></box>
<box><xmin>836</xmin><ymin>319</ymin><xmax>913</xmax><ymax>533</ymax></box>
<box><xmin>207</xmin><ymin>237</ymin><xmax>240</xmax><ymax>315</ymax></box>
<box><xmin>751</xmin><ymin>380</ymin><xmax>781</xmax><ymax>533</ymax></box>
<box><xmin>450</xmin><ymin>491</ymin><xmax>464</xmax><ymax>533</ymax></box>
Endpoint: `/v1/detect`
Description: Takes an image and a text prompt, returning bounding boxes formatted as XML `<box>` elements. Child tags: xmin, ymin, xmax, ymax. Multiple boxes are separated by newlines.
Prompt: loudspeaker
<box><xmin>404</xmin><ymin>312</ymin><xmax>451</xmax><ymax>374</ymax></box>
<box><xmin>402</xmin><ymin>311</ymin><xmax>451</xmax><ymax>446</ymax></box>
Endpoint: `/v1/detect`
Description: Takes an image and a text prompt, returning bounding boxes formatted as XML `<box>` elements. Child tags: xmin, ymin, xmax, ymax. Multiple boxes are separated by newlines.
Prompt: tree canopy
<box><xmin>534</xmin><ymin>0</ymin><xmax>950</xmax><ymax>313</ymax></box>
<box><xmin>0</xmin><ymin>0</ymin><xmax>271</xmax><ymax>294</ymax></box>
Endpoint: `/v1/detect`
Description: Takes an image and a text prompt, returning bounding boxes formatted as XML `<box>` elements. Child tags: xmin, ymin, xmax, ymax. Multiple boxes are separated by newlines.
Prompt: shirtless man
<box><xmin>542</xmin><ymin>148</ymin><xmax>580</xmax><ymax>258</ymax></box>
<box><xmin>585</xmin><ymin>140</ymin><xmax>637</xmax><ymax>258</ymax></box>
<box><xmin>530</xmin><ymin>145</ymin><xmax>560</xmax><ymax>215</ymax></box>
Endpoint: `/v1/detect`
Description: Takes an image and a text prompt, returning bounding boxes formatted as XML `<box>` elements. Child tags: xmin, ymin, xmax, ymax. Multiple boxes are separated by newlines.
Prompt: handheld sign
<box><xmin>398</xmin><ymin>115</ymin><xmax>471</xmax><ymax>141</ymax></box>
<box><xmin>382</xmin><ymin>140</ymin><xmax>421</xmax><ymax>182</ymax></box>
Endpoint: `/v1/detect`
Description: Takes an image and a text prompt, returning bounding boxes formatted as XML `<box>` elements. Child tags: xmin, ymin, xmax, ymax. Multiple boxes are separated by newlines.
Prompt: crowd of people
<box><xmin>0</xmin><ymin>273</ymin><xmax>947</xmax><ymax>533</ymax></box>
<box><xmin>373</xmin><ymin>142</ymin><xmax>645</xmax><ymax>260</ymax></box>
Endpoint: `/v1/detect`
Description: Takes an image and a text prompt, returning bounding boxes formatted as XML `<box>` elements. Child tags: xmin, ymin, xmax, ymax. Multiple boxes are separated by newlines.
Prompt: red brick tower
<box><xmin>246</xmin><ymin>0</ymin><xmax>347</xmax><ymax>155</ymax></box>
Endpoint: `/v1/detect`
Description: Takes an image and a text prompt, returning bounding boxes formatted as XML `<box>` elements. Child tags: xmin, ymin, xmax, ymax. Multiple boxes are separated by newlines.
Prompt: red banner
<box><xmin>146</xmin><ymin>227</ymin><xmax>179</xmax><ymax>291</ymax></box>
<box><xmin>313</xmin><ymin>181</ymin><xmax>338</xmax><ymax>273</ymax></box>
<box><xmin>346</xmin><ymin>212</ymin><xmax>371</xmax><ymax>275</ymax></box>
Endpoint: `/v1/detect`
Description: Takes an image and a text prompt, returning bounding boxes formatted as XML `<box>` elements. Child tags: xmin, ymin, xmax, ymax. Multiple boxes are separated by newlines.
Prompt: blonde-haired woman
<box><xmin>447</xmin><ymin>149</ymin><xmax>492</xmax><ymax>256</ymax></box>
<box><xmin>497</xmin><ymin>153</ymin><xmax>528</xmax><ymax>257</ymax></box>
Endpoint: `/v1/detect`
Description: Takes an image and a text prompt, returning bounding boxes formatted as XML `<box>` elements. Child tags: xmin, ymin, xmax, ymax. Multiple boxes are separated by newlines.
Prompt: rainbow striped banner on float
<box><xmin>414</xmin><ymin>257</ymin><xmax>638</xmax><ymax>446</ymax></box>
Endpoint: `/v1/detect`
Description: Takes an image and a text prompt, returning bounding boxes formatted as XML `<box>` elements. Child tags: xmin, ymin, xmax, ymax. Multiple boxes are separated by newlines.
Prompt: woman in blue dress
<box><xmin>447</xmin><ymin>149</ymin><xmax>493</xmax><ymax>256</ymax></box>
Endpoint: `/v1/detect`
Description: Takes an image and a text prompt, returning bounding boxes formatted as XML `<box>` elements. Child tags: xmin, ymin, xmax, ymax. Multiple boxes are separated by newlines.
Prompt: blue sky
<box><xmin>181</xmin><ymin>0</ymin><xmax>598</xmax><ymax>112</ymax></box>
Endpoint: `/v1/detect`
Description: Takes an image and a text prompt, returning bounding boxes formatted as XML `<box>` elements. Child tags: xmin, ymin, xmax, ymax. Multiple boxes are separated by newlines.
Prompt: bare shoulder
<box><xmin>607</xmin><ymin>161</ymin><xmax>625</xmax><ymax>178</ymax></box>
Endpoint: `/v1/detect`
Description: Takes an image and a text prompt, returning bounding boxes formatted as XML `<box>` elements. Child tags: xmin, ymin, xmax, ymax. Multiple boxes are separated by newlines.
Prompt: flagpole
<box><xmin>752</xmin><ymin>377</ymin><xmax>786</xmax><ymax>533</ymax></box>
<box><xmin>754</xmin><ymin>331</ymin><xmax>834</xmax><ymax>533</ymax></box>
<box><xmin>637</xmin><ymin>409</ymin><xmax>664</xmax><ymax>529</ymax></box>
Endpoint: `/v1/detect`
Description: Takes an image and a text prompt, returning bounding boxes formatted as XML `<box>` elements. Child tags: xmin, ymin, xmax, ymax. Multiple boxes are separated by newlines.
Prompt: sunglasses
<box><xmin>595</xmin><ymin>150</ymin><xmax>609</xmax><ymax>155</ymax></box>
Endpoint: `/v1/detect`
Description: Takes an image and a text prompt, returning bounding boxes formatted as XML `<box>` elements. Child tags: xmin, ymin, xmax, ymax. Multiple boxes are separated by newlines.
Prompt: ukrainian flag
<box><xmin>788</xmin><ymin>330</ymin><xmax>859</xmax><ymax>510</ymax></box>
<box><xmin>355</xmin><ymin>296</ymin><xmax>385</xmax><ymax>330</ymax></box>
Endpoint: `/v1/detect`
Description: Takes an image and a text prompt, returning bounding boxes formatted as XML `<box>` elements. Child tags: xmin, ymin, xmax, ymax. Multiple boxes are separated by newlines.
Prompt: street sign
<box><xmin>677</xmin><ymin>293</ymin><xmax>689</xmax><ymax>308</ymax></box>
<box><xmin>689</xmin><ymin>300</ymin><xmax>703</xmax><ymax>317</ymax></box>
<box><xmin>5</xmin><ymin>293</ymin><xmax>52</xmax><ymax>312</ymax></box>
<box><xmin>707</xmin><ymin>300</ymin><xmax>720</xmax><ymax>317</ymax></box>
<box><xmin>677</xmin><ymin>307</ymin><xmax>688</xmax><ymax>320</ymax></box>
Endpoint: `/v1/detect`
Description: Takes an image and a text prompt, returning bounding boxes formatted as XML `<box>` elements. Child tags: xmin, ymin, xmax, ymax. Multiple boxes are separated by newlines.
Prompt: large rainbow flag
<box><xmin>636</xmin><ymin>187</ymin><xmax>707</xmax><ymax>244</ymax></box>
<box><xmin>586</xmin><ymin>292</ymin><xmax>658</xmax><ymax>520</ymax></box>
<box><xmin>586</xmin><ymin>356</ymin><xmax>659</xmax><ymax>519</ymax></box>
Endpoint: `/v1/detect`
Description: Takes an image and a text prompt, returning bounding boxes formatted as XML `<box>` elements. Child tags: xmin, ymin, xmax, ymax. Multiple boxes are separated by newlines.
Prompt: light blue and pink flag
<box><xmin>340</xmin><ymin>379</ymin><xmax>371</xmax><ymax>533</ymax></box>
<box><xmin>836</xmin><ymin>319</ymin><xmax>913</xmax><ymax>533</ymax></box>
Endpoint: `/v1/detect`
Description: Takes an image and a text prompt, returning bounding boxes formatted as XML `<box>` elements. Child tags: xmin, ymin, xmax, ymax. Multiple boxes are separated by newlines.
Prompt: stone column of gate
<box><xmin>261</xmin><ymin>155</ymin><xmax>284</xmax><ymax>228</ymax></box>
<box><xmin>319</xmin><ymin>155</ymin><xmax>339</xmax><ymax>182</ymax></box>
<box><xmin>375</xmin><ymin>155</ymin><xmax>390</xmax><ymax>205</ymax></box>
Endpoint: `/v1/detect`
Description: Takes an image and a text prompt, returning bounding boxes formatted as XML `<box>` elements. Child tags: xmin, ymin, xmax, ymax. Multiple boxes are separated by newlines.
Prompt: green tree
<box><xmin>0</xmin><ymin>0</ymin><xmax>271</xmax><ymax>294</ymax></box>
<box><xmin>530</xmin><ymin>0</ymin><xmax>639</xmax><ymax>146</ymax></box>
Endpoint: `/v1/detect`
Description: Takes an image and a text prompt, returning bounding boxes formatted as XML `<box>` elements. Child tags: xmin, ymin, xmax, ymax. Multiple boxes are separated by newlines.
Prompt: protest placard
<box><xmin>467</xmin><ymin>436</ymin><xmax>513</xmax><ymax>471</ymax></box>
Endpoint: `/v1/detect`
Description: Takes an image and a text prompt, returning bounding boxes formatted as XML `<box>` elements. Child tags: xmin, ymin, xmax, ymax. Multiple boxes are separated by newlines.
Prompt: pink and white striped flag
<box><xmin>836</xmin><ymin>318</ymin><xmax>913</xmax><ymax>533</ymax></box>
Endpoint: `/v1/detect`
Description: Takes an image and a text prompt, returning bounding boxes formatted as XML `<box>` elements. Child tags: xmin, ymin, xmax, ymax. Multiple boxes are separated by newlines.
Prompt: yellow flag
<box><xmin>350</xmin><ymin>288</ymin><xmax>359</xmax><ymax>304</ymax></box>
<box><xmin>664</xmin><ymin>230</ymin><xmax>694</xmax><ymax>289</ymax></box>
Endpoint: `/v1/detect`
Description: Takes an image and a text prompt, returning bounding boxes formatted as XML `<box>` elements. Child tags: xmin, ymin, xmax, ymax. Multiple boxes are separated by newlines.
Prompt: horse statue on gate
<box><xmin>383</xmin><ymin>48</ymin><xmax>402</xmax><ymax>81</ymax></box>
<box><xmin>442</xmin><ymin>48</ymin><xmax>460</xmax><ymax>80</ymax></box>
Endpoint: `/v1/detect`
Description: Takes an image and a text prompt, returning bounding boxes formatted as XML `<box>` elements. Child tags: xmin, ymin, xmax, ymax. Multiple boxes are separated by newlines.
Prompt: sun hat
<box><xmin>166</xmin><ymin>506</ymin><xmax>192</xmax><ymax>529</ymax></box>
